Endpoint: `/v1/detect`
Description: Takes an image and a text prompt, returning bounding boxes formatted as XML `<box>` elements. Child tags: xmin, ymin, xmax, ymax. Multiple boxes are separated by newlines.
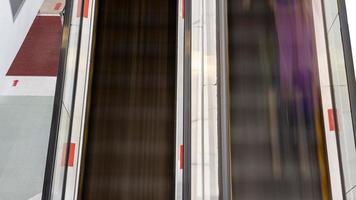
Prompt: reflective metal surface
<box><xmin>325</xmin><ymin>0</ymin><xmax>356</xmax><ymax>198</ymax></box>
<box><xmin>190</xmin><ymin>0</ymin><xmax>220</xmax><ymax>199</ymax></box>
<box><xmin>41</xmin><ymin>0</ymin><xmax>83</xmax><ymax>199</ymax></box>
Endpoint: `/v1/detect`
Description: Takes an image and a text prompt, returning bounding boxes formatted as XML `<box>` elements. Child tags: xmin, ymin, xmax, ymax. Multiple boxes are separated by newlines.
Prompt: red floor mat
<box><xmin>7</xmin><ymin>16</ymin><xmax>62</xmax><ymax>76</ymax></box>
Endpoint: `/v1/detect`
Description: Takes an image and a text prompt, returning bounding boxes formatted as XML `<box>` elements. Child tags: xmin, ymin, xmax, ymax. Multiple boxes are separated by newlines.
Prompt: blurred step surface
<box><xmin>80</xmin><ymin>0</ymin><xmax>177</xmax><ymax>200</ymax></box>
<box><xmin>228</xmin><ymin>1</ymin><xmax>323</xmax><ymax>200</ymax></box>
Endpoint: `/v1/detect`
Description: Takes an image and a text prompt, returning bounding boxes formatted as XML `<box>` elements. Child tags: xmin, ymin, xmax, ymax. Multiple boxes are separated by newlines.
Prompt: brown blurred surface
<box><xmin>80</xmin><ymin>0</ymin><xmax>177</xmax><ymax>199</ymax></box>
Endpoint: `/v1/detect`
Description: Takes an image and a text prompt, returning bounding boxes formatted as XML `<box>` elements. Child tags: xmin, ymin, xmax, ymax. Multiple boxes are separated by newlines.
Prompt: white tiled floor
<box><xmin>0</xmin><ymin>96</ymin><xmax>54</xmax><ymax>200</ymax></box>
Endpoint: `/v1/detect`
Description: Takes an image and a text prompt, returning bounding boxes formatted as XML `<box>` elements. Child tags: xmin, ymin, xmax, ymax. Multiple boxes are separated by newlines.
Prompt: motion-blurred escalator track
<box><xmin>227</xmin><ymin>0</ymin><xmax>330</xmax><ymax>199</ymax></box>
<box><xmin>79</xmin><ymin>0</ymin><xmax>177</xmax><ymax>199</ymax></box>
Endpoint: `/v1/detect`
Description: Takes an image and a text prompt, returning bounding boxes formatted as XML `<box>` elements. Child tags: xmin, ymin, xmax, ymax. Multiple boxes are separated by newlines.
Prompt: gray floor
<box><xmin>0</xmin><ymin>96</ymin><xmax>53</xmax><ymax>200</ymax></box>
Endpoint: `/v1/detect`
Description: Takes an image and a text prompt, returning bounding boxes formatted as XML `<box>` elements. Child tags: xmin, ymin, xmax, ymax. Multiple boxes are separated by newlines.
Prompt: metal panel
<box><xmin>183</xmin><ymin>0</ymin><xmax>192</xmax><ymax>198</ymax></box>
<box><xmin>175</xmin><ymin>0</ymin><xmax>185</xmax><ymax>199</ymax></box>
<box><xmin>42</xmin><ymin>0</ymin><xmax>85</xmax><ymax>199</ymax></box>
<box><xmin>9</xmin><ymin>0</ymin><xmax>25</xmax><ymax>19</ymax></box>
<box><xmin>216</xmin><ymin>0</ymin><xmax>231</xmax><ymax>199</ymax></box>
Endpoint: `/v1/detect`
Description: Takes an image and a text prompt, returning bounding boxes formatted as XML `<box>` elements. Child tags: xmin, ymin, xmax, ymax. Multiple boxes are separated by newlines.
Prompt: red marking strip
<box><xmin>77</xmin><ymin>0</ymin><xmax>90</xmax><ymax>18</ymax></box>
<box><xmin>12</xmin><ymin>80</ymin><xmax>19</xmax><ymax>87</ymax></box>
<box><xmin>61</xmin><ymin>143</ymin><xmax>76</xmax><ymax>167</ymax></box>
<box><xmin>328</xmin><ymin>109</ymin><xmax>335</xmax><ymax>131</ymax></box>
<box><xmin>182</xmin><ymin>0</ymin><xmax>185</xmax><ymax>18</ymax></box>
<box><xmin>180</xmin><ymin>145</ymin><xmax>184</xmax><ymax>170</ymax></box>
<box><xmin>54</xmin><ymin>2</ymin><xmax>62</xmax><ymax>11</ymax></box>
<box><xmin>68</xmin><ymin>143</ymin><xmax>75</xmax><ymax>167</ymax></box>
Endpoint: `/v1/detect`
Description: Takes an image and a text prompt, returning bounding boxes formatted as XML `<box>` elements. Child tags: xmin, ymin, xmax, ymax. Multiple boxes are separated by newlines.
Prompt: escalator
<box><xmin>228</xmin><ymin>1</ymin><xmax>281</xmax><ymax>199</ymax></box>
<box><xmin>79</xmin><ymin>0</ymin><xmax>177</xmax><ymax>199</ymax></box>
<box><xmin>227</xmin><ymin>0</ymin><xmax>328</xmax><ymax>199</ymax></box>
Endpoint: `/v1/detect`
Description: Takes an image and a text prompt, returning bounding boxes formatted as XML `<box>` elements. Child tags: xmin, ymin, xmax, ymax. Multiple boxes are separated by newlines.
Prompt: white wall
<box><xmin>345</xmin><ymin>0</ymin><xmax>356</xmax><ymax>81</ymax></box>
<box><xmin>0</xmin><ymin>0</ymin><xmax>44</xmax><ymax>78</ymax></box>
